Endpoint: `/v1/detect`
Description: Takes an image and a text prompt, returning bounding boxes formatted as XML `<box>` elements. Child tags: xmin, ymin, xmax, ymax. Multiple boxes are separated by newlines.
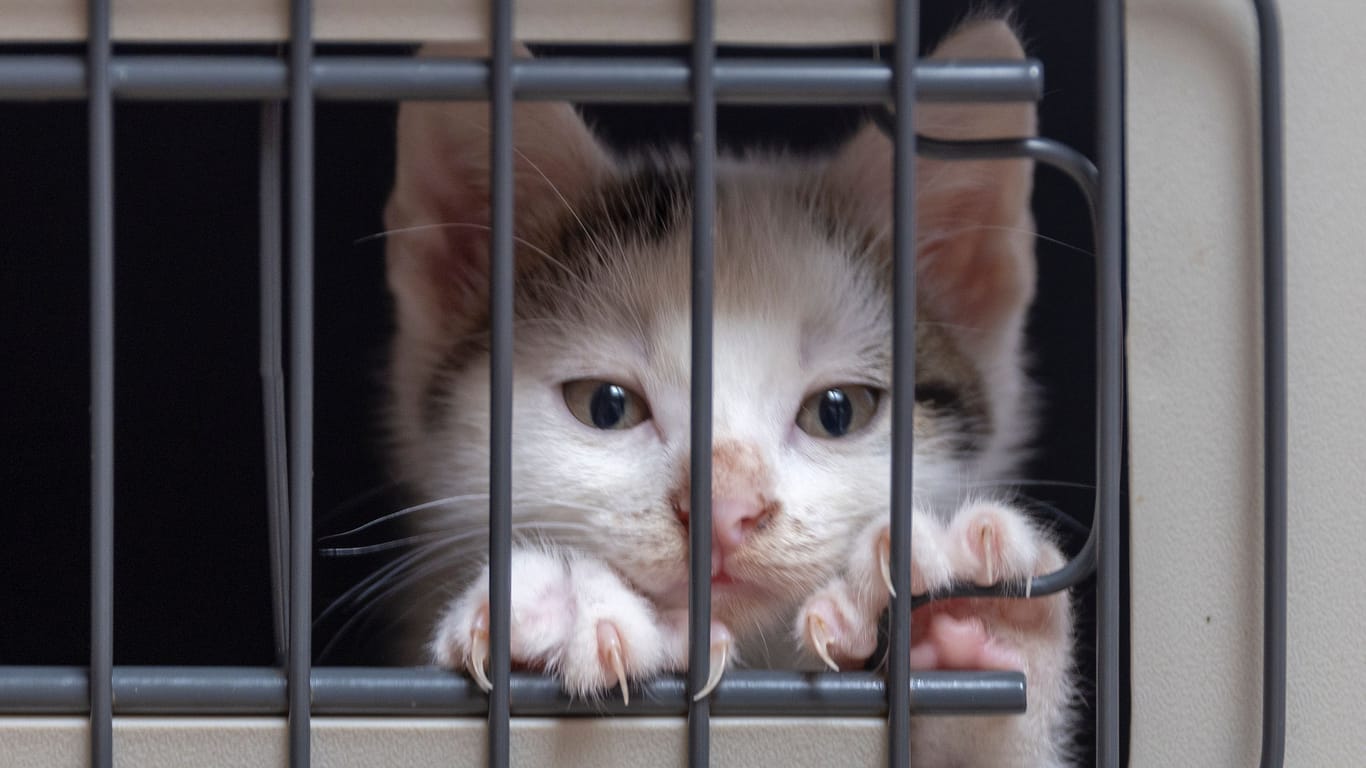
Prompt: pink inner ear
<box><xmin>919</xmin><ymin>229</ymin><xmax>1030</xmax><ymax>335</ymax></box>
<box><xmin>384</xmin><ymin>97</ymin><xmax>614</xmax><ymax>347</ymax></box>
<box><xmin>427</xmin><ymin>225</ymin><xmax>491</xmax><ymax>319</ymax></box>
<box><xmin>821</xmin><ymin>131</ymin><xmax>1035</xmax><ymax>340</ymax></box>
<box><xmin>912</xmin><ymin>161</ymin><xmax>1035</xmax><ymax>335</ymax></box>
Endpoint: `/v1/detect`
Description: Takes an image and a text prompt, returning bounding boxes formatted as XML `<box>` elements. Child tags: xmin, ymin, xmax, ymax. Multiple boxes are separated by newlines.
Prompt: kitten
<box><xmin>382</xmin><ymin>18</ymin><xmax>1074</xmax><ymax>768</ymax></box>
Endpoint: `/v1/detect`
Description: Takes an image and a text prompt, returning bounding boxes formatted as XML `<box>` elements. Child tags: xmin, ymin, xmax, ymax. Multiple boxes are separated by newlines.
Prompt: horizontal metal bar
<box><xmin>0</xmin><ymin>55</ymin><xmax>1042</xmax><ymax>103</ymax></box>
<box><xmin>0</xmin><ymin>667</ymin><xmax>1025</xmax><ymax>717</ymax></box>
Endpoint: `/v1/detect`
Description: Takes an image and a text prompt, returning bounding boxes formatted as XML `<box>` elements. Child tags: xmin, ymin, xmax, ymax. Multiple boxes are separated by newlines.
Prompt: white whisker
<box><xmin>319</xmin><ymin>493</ymin><xmax>490</xmax><ymax>542</ymax></box>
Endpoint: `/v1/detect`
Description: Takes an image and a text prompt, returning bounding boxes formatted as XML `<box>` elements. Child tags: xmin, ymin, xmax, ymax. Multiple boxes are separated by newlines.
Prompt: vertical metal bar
<box><xmin>687</xmin><ymin>0</ymin><xmax>716</xmax><ymax>766</ymax></box>
<box><xmin>886</xmin><ymin>1</ymin><xmax>918</xmax><ymax>766</ymax></box>
<box><xmin>487</xmin><ymin>1</ymin><xmax>515</xmax><ymax>766</ymax></box>
<box><xmin>261</xmin><ymin>101</ymin><xmax>290</xmax><ymax>666</ymax></box>
<box><xmin>1252</xmin><ymin>2</ymin><xmax>1286</xmax><ymax>767</ymax></box>
<box><xmin>87</xmin><ymin>0</ymin><xmax>115</xmax><ymax>765</ymax></box>
<box><xmin>1095</xmin><ymin>1</ymin><xmax>1124</xmax><ymax>767</ymax></box>
<box><xmin>287</xmin><ymin>0</ymin><xmax>315</xmax><ymax>765</ymax></box>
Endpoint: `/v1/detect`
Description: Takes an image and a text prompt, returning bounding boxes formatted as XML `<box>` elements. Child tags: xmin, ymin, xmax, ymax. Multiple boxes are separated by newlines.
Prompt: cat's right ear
<box><xmin>384</xmin><ymin>44</ymin><xmax>615</xmax><ymax>349</ymax></box>
<box><xmin>821</xmin><ymin>19</ymin><xmax>1037</xmax><ymax>358</ymax></box>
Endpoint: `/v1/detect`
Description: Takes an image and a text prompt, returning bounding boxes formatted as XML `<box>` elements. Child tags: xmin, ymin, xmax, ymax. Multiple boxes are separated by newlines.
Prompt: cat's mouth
<box><xmin>707</xmin><ymin>561</ymin><xmax>768</xmax><ymax>595</ymax></box>
<box><xmin>710</xmin><ymin>550</ymin><xmax>751</xmax><ymax>590</ymax></box>
<box><xmin>651</xmin><ymin>558</ymin><xmax>767</xmax><ymax>608</ymax></box>
<box><xmin>658</xmin><ymin>567</ymin><xmax>747</xmax><ymax>598</ymax></box>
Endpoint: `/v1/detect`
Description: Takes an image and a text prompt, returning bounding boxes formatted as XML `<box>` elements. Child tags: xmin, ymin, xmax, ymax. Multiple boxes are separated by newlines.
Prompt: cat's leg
<box><xmin>796</xmin><ymin>504</ymin><xmax>1075</xmax><ymax>768</ymax></box>
<box><xmin>431</xmin><ymin>547</ymin><xmax>732</xmax><ymax>703</ymax></box>
<box><xmin>911</xmin><ymin>503</ymin><xmax>1076</xmax><ymax>768</ymax></box>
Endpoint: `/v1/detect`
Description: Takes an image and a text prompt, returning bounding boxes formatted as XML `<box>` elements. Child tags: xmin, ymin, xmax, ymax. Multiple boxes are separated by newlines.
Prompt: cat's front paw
<box><xmin>911</xmin><ymin>503</ymin><xmax>1070</xmax><ymax>674</ymax></box>
<box><xmin>797</xmin><ymin>503</ymin><xmax>1075</xmax><ymax>766</ymax></box>
<box><xmin>798</xmin><ymin>503</ymin><xmax>1069</xmax><ymax>671</ymax></box>
<box><xmin>432</xmin><ymin>549</ymin><xmax>733</xmax><ymax>704</ymax></box>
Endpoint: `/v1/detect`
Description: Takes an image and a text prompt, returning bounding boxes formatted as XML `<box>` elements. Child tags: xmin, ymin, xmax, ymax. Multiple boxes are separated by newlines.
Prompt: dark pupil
<box><xmin>818</xmin><ymin>389</ymin><xmax>853</xmax><ymax>436</ymax></box>
<box><xmin>590</xmin><ymin>383</ymin><xmax>628</xmax><ymax>429</ymax></box>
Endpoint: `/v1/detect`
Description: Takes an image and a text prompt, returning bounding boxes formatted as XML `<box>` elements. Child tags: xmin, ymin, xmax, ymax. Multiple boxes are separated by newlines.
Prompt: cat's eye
<box><xmin>563</xmin><ymin>379</ymin><xmax>651</xmax><ymax>430</ymax></box>
<box><xmin>796</xmin><ymin>385</ymin><xmax>880</xmax><ymax>438</ymax></box>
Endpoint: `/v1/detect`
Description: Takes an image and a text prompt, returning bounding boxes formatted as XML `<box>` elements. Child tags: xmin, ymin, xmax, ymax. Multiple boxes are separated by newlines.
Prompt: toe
<box><xmin>797</xmin><ymin>583</ymin><xmax>879</xmax><ymax>669</ymax></box>
<box><xmin>953</xmin><ymin>504</ymin><xmax>1041</xmax><ymax>589</ymax></box>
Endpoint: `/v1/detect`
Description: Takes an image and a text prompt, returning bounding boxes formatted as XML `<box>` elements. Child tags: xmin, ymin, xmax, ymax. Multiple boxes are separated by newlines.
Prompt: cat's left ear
<box><xmin>384</xmin><ymin>44</ymin><xmax>616</xmax><ymax>352</ymax></box>
<box><xmin>824</xmin><ymin>18</ymin><xmax>1037</xmax><ymax>352</ymax></box>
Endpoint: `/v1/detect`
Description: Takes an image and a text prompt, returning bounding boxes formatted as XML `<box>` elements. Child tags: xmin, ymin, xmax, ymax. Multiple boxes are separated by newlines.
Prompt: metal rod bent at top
<box><xmin>1252</xmin><ymin>2</ymin><xmax>1287</xmax><ymax>767</ymax></box>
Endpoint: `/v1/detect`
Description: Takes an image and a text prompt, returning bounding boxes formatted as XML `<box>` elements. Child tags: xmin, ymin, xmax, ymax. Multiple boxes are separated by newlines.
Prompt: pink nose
<box><xmin>675</xmin><ymin>497</ymin><xmax>775</xmax><ymax>556</ymax></box>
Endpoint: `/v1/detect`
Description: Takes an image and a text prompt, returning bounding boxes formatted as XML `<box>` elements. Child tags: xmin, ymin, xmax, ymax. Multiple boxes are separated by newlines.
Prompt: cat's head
<box><xmin>383</xmin><ymin>19</ymin><xmax>1037</xmax><ymax>636</ymax></box>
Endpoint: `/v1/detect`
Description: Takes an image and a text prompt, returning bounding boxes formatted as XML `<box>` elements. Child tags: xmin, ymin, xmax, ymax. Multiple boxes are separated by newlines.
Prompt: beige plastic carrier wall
<box><xmin>1127</xmin><ymin>1</ymin><xmax>1364</xmax><ymax>766</ymax></box>
<box><xmin>0</xmin><ymin>0</ymin><xmax>893</xmax><ymax>44</ymax></box>
<box><xmin>3</xmin><ymin>0</ymin><xmax>1364</xmax><ymax>765</ymax></box>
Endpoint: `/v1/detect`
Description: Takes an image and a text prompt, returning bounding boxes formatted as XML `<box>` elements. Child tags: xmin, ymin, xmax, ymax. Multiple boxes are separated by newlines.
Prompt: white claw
<box><xmin>467</xmin><ymin>633</ymin><xmax>492</xmax><ymax>693</ymax></box>
<box><xmin>878</xmin><ymin>533</ymin><xmax>897</xmax><ymax>598</ymax></box>
<box><xmin>806</xmin><ymin>614</ymin><xmax>841</xmax><ymax>672</ymax></box>
<box><xmin>464</xmin><ymin>606</ymin><xmax>493</xmax><ymax>692</ymax></box>
<box><xmin>692</xmin><ymin>636</ymin><xmax>730</xmax><ymax>701</ymax></box>
<box><xmin>599</xmin><ymin>623</ymin><xmax>631</xmax><ymax>707</ymax></box>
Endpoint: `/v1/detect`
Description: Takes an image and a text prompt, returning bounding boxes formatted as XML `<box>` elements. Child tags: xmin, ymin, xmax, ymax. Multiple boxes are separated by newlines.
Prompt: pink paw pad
<box><xmin>908</xmin><ymin>607</ymin><xmax>1025</xmax><ymax>672</ymax></box>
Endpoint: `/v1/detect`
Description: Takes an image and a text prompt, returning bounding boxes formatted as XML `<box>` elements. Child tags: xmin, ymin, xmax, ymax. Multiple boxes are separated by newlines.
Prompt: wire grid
<box><xmin>0</xmin><ymin>0</ymin><xmax>1288</xmax><ymax>766</ymax></box>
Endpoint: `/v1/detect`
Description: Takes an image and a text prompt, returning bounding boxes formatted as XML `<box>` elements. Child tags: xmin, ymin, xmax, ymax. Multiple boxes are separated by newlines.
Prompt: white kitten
<box><xmin>382</xmin><ymin>18</ymin><xmax>1074</xmax><ymax>767</ymax></box>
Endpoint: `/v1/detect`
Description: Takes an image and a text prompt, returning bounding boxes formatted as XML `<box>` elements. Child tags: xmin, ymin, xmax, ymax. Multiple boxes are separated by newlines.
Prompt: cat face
<box><xmin>384</xmin><ymin>20</ymin><xmax>1037</xmax><ymax>639</ymax></box>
